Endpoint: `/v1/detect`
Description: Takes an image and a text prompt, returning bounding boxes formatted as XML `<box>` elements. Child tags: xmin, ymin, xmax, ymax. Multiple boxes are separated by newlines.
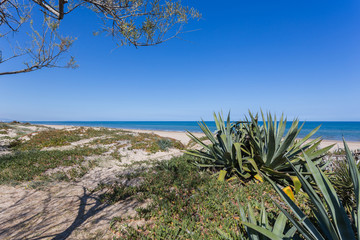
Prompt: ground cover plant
<box><xmin>0</xmin><ymin>122</ymin><xmax>45</xmax><ymax>140</ymax></box>
<box><xmin>0</xmin><ymin>123</ymin><xmax>185</xmax><ymax>186</ymax></box>
<box><xmin>98</xmin><ymin>155</ymin><xmax>310</xmax><ymax>239</ymax></box>
<box><xmin>0</xmin><ymin>147</ymin><xmax>106</xmax><ymax>183</ymax></box>
<box><xmin>89</xmin><ymin>131</ymin><xmax>184</xmax><ymax>153</ymax></box>
<box><xmin>12</xmin><ymin>127</ymin><xmax>118</xmax><ymax>150</ymax></box>
<box><xmin>1</xmin><ymin>122</ymin><xmax>184</xmax><ymax>153</ymax></box>
<box><xmin>0</xmin><ymin>123</ymin><xmax>11</xmax><ymax>130</ymax></box>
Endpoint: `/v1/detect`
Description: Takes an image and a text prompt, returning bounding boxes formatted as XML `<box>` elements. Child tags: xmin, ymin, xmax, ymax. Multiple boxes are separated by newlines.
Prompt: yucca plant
<box><xmin>243</xmin><ymin>140</ymin><xmax>359</xmax><ymax>240</ymax></box>
<box><xmin>186</xmin><ymin>111</ymin><xmax>332</xmax><ymax>187</ymax></box>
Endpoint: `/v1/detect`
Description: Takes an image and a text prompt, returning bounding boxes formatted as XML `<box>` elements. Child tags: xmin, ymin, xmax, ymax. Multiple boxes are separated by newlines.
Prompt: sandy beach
<box><xmin>130</xmin><ymin>129</ymin><xmax>360</xmax><ymax>151</ymax></box>
<box><xmin>41</xmin><ymin>124</ymin><xmax>360</xmax><ymax>151</ymax></box>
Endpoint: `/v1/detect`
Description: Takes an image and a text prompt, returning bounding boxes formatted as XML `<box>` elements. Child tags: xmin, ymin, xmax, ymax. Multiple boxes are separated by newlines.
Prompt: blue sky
<box><xmin>1</xmin><ymin>0</ymin><xmax>360</xmax><ymax>121</ymax></box>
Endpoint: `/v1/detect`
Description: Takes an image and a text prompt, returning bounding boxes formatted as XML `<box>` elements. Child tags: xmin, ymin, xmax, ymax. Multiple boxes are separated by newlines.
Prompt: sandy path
<box><xmin>0</xmin><ymin>151</ymin><xmax>181</xmax><ymax>240</ymax></box>
<box><xmin>0</xmin><ymin>182</ymin><xmax>146</xmax><ymax>240</ymax></box>
<box><xmin>0</xmin><ymin>152</ymin><xmax>161</xmax><ymax>240</ymax></box>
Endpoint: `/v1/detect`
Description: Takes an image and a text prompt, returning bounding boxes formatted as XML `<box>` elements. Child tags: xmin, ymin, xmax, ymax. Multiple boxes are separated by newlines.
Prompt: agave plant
<box><xmin>218</xmin><ymin>201</ymin><xmax>298</xmax><ymax>240</ymax></box>
<box><xmin>243</xmin><ymin>111</ymin><xmax>333</xmax><ymax>187</ymax></box>
<box><xmin>243</xmin><ymin>140</ymin><xmax>359</xmax><ymax>240</ymax></box>
<box><xmin>330</xmin><ymin>156</ymin><xmax>358</xmax><ymax>212</ymax></box>
<box><xmin>186</xmin><ymin>112</ymin><xmax>252</xmax><ymax>181</ymax></box>
<box><xmin>186</xmin><ymin>111</ymin><xmax>332</xmax><ymax>187</ymax></box>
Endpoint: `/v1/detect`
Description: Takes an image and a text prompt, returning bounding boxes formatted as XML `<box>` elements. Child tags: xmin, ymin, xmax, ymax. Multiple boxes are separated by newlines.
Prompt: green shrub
<box><xmin>330</xmin><ymin>155</ymin><xmax>358</xmax><ymax>212</ymax></box>
<box><xmin>0</xmin><ymin>123</ymin><xmax>11</xmax><ymax>130</ymax></box>
<box><xmin>157</xmin><ymin>139</ymin><xmax>173</xmax><ymax>151</ymax></box>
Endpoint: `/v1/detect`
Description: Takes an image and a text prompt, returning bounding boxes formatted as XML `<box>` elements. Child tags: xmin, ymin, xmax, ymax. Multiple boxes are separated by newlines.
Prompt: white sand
<box><xmin>123</xmin><ymin>128</ymin><xmax>204</xmax><ymax>145</ymax></box>
<box><xmin>39</xmin><ymin>124</ymin><xmax>360</xmax><ymax>151</ymax></box>
<box><xmin>319</xmin><ymin>139</ymin><xmax>360</xmax><ymax>151</ymax></box>
<box><xmin>132</xmin><ymin>129</ymin><xmax>360</xmax><ymax>151</ymax></box>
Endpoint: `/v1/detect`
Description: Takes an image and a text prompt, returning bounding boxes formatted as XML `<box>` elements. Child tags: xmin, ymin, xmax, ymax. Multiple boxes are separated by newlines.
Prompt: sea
<box><xmin>28</xmin><ymin>121</ymin><xmax>360</xmax><ymax>141</ymax></box>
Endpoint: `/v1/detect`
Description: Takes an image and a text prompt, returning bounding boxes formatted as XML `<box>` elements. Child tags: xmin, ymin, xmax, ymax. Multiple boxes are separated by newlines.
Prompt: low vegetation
<box><xmin>0</xmin><ymin>147</ymin><xmax>106</xmax><ymax>183</ymax></box>
<box><xmin>0</xmin><ymin>123</ymin><xmax>184</xmax><ymax>185</ymax></box>
<box><xmin>12</xmin><ymin>127</ymin><xmax>119</xmax><ymax>150</ymax></box>
<box><xmin>89</xmin><ymin>132</ymin><xmax>184</xmax><ymax>153</ymax></box>
<box><xmin>0</xmin><ymin>122</ymin><xmax>13</xmax><ymax>130</ymax></box>
<box><xmin>99</xmin><ymin>155</ymin><xmax>309</xmax><ymax>239</ymax></box>
<box><xmin>1</xmin><ymin>114</ymin><xmax>359</xmax><ymax>239</ymax></box>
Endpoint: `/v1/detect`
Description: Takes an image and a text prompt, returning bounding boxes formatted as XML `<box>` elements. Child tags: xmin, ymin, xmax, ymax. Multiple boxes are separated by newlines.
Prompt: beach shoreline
<box><xmin>38</xmin><ymin>124</ymin><xmax>360</xmax><ymax>151</ymax></box>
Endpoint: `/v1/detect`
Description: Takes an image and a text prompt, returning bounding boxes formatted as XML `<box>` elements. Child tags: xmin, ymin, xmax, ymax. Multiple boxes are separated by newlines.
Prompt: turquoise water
<box><xmin>29</xmin><ymin>121</ymin><xmax>360</xmax><ymax>141</ymax></box>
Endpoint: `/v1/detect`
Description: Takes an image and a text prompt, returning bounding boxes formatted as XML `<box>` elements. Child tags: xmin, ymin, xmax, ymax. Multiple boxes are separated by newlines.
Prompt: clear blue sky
<box><xmin>1</xmin><ymin>0</ymin><xmax>359</xmax><ymax>121</ymax></box>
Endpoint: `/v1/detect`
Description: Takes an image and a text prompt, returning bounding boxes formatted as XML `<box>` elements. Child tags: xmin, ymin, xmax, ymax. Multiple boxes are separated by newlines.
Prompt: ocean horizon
<box><xmin>27</xmin><ymin>121</ymin><xmax>360</xmax><ymax>141</ymax></box>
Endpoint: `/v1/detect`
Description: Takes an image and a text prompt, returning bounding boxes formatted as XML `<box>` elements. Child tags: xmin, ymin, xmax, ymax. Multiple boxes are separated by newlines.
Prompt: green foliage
<box><xmin>0</xmin><ymin>123</ymin><xmax>10</xmax><ymax>130</ymax></box>
<box><xmin>12</xmin><ymin>127</ymin><xmax>116</xmax><ymax>150</ymax></box>
<box><xmin>0</xmin><ymin>147</ymin><xmax>105</xmax><ymax>183</ymax></box>
<box><xmin>330</xmin><ymin>157</ymin><xmax>357</xmax><ymax>211</ymax></box>
<box><xmin>218</xmin><ymin>202</ymin><xmax>297</xmax><ymax>240</ymax></box>
<box><xmin>1</xmin><ymin>0</ymin><xmax>201</xmax><ymax>75</ymax></box>
<box><xmin>99</xmin><ymin>155</ymin><xmax>308</xmax><ymax>239</ymax></box>
<box><xmin>187</xmin><ymin>136</ymin><xmax>208</xmax><ymax>148</ymax></box>
<box><xmin>16</xmin><ymin>129</ymin><xmax>82</xmax><ymax>149</ymax></box>
<box><xmin>110</xmin><ymin>150</ymin><xmax>122</xmax><ymax>161</ymax></box>
<box><xmin>11</xmin><ymin>127</ymin><xmax>183</xmax><ymax>152</ymax></box>
<box><xmin>186</xmin><ymin>113</ymin><xmax>251</xmax><ymax>180</ymax></box>
<box><xmin>126</xmin><ymin>134</ymin><xmax>183</xmax><ymax>153</ymax></box>
<box><xmin>87</xmin><ymin>130</ymin><xmax>183</xmax><ymax>153</ymax></box>
<box><xmin>186</xmin><ymin>111</ymin><xmax>332</xmax><ymax>187</ymax></box>
<box><xmin>0</xmin><ymin>126</ymin><xmax>185</xmax><ymax>184</ymax></box>
<box><xmin>244</xmin><ymin>111</ymin><xmax>332</xmax><ymax>186</ymax></box>
<box><xmin>98</xmin><ymin>0</ymin><xmax>201</xmax><ymax>47</ymax></box>
<box><xmin>157</xmin><ymin>139</ymin><xmax>173</xmax><ymax>151</ymax></box>
<box><xmin>332</xmin><ymin>148</ymin><xmax>347</xmax><ymax>156</ymax></box>
<box><xmin>245</xmin><ymin>140</ymin><xmax>359</xmax><ymax>240</ymax></box>
<box><xmin>0</xmin><ymin>122</ymin><xmax>14</xmax><ymax>131</ymax></box>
